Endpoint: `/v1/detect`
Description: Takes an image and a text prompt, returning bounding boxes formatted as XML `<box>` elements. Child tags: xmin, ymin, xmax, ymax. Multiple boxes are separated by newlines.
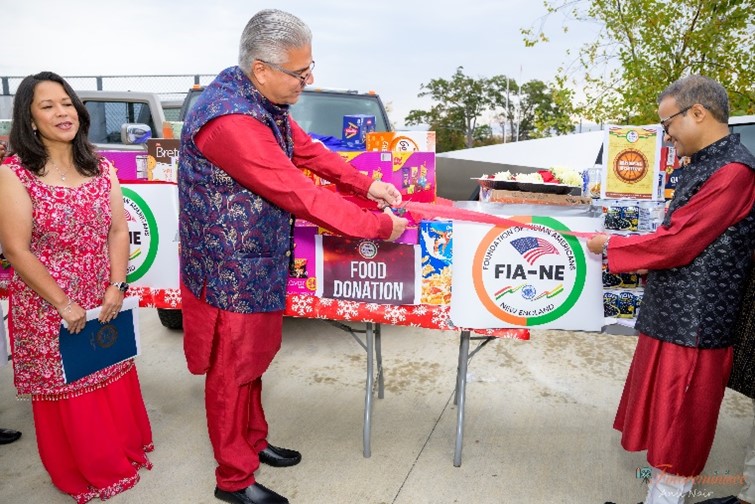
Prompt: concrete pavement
<box><xmin>0</xmin><ymin>308</ymin><xmax>751</xmax><ymax>503</ymax></box>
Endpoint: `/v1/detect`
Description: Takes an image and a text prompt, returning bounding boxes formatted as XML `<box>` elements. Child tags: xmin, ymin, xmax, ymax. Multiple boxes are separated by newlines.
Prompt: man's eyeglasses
<box><xmin>258</xmin><ymin>59</ymin><xmax>315</xmax><ymax>86</ymax></box>
<box><xmin>660</xmin><ymin>106</ymin><xmax>691</xmax><ymax>134</ymax></box>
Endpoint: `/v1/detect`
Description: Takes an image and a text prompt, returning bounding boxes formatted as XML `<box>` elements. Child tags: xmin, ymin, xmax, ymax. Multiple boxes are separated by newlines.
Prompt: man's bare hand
<box><xmin>385</xmin><ymin>208</ymin><xmax>408</xmax><ymax>241</ymax></box>
<box><xmin>367</xmin><ymin>181</ymin><xmax>402</xmax><ymax>209</ymax></box>
<box><xmin>0</xmin><ymin>142</ymin><xmax>6</xmax><ymax>161</ymax></box>
<box><xmin>587</xmin><ymin>233</ymin><xmax>611</xmax><ymax>255</ymax></box>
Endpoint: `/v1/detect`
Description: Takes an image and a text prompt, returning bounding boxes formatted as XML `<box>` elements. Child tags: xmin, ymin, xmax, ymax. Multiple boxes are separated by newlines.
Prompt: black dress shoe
<box><xmin>214</xmin><ymin>483</ymin><xmax>288</xmax><ymax>504</ymax></box>
<box><xmin>0</xmin><ymin>428</ymin><xmax>21</xmax><ymax>445</ymax></box>
<box><xmin>258</xmin><ymin>444</ymin><xmax>301</xmax><ymax>467</ymax></box>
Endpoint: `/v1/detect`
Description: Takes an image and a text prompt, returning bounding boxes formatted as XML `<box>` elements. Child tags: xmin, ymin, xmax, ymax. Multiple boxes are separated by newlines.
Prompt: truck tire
<box><xmin>157</xmin><ymin>308</ymin><xmax>183</xmax><ymax>330</ymax></box>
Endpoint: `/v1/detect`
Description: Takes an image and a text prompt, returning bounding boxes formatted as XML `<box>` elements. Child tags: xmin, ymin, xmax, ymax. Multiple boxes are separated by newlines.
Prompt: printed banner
<box><xmin>602</xmin><ymin>125</ymin><xmax>663</xmax><ymax>200</ymax></box>
<box><xmin>450</xmin><ymin>216</ymin><xmax>603</xmax><ymax>330</ymax></box>
<box><xmin>122</xmin><ymin>184</ymin><xmax>180</xmax><ymax>293</ymax></box>
<box><xmin>316</xmin><ymin>235</ymin><xmax>421</xmax><ymax>305</ymax></box>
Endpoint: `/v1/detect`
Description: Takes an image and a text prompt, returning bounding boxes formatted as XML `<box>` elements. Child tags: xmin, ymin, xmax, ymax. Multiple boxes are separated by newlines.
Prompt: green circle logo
<box><xmin>122</xmin><ymin>187</ymin><xmax>159</xmax><ymax>283</ymax></box>
<box><xmin>472</xmin><ymin>216</ymin><xmax>587</xmax><ymax>326</ymax></box>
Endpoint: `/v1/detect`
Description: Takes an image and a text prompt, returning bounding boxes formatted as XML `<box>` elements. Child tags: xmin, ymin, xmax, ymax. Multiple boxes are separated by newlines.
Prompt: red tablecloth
<box><xmin>0</xmin><ymin>283</ymin><xmax>528</xmax><ymax>341</ymax></box>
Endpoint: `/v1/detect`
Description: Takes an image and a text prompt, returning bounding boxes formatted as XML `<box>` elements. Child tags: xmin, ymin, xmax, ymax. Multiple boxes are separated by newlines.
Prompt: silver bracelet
<box><xmin>59</xmin><ymin>298</ymin><xmax>73</xmax><ymax>315</ymax></box>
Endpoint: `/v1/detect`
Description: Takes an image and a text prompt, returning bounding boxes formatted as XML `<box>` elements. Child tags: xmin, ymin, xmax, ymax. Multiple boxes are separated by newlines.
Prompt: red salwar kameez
<box><xmin>4</xmin><ymin>156</ymin><xmax>154</xmax><ymax>503</ymax></box>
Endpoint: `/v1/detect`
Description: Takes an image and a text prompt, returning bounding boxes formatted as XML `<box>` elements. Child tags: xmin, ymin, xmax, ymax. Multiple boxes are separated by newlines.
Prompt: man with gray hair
<box><xmin>589</xmin><ymin>75</ymin><xmax>755</xmax><ymax>504</ymax></box>
<box><xmin>178</xmin><ymin>8</ymin><xmax>407</xmax><ymax>504</ymax></box>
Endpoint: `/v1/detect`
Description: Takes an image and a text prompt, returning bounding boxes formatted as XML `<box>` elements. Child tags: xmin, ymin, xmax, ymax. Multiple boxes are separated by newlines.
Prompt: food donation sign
<box><xmin>316</xmin><ymin>235</ymin><xmax>421</xmax><ymax>305</ymax></box>
<box><xmin>450</xmin><ymin>216</ymin><xmax>603</xmax><ymax>330</ymax></box>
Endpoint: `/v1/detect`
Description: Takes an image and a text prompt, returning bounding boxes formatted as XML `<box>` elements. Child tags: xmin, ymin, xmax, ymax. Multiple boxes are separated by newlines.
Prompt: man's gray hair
<box><xmin>238</xmin><ymin>9</ymin><xmax>312</xmax><ymax>70</ymax></box>
<box><xmin>658</xmin><ymin>75</ymin><xmax>729</xmax><ymax>123</ymax></box>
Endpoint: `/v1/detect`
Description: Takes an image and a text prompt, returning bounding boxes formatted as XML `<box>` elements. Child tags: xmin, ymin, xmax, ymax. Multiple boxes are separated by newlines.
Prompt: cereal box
<box><xmin>418</xmin><ymin>220</ymin><xmax>453</xmax><ymax>305</ymax></box>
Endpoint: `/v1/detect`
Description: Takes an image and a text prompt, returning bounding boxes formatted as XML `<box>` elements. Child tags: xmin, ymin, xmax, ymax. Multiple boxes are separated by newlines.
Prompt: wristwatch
<box><xmin>111</xmin><ymin>281</ymin><xmax>129</xmax><ymax>293</ymax></box>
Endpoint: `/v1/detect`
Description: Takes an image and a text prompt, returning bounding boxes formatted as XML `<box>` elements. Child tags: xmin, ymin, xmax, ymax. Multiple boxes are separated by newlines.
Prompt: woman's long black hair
<box><xmin>9</xmin><ymin>71</ymin><xmax>99</xmax><ymax>176</ymax></box>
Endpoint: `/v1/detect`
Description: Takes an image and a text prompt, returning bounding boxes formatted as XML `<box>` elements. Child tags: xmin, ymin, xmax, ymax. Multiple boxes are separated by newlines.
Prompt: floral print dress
<box><xmin>6</xmin><ymin>154</ymin><xmax>133</xmax><ymax>399</ymax></box>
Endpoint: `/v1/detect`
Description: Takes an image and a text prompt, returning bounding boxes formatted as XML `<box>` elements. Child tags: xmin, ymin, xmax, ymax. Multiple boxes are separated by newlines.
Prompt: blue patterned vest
<box><xmin>178</xmin><ymin>66</ymin><xmax>294</xmax><ymax>313</ymax></box>
<box><xmin>636</xmin><ymin>134</ymin><xmax>755</xmax><ymax>348</ymax></box>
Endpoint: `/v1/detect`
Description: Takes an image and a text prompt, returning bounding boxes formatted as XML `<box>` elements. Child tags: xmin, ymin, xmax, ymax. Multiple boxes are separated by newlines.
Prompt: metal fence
<box><xmin>0</xmin><ymin>74</ymin><xmax>217</xmax><ymax>101</ymax></box>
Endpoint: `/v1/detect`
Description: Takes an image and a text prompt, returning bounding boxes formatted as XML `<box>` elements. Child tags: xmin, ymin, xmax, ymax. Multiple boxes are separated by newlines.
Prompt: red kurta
<box><xmin>608</xmin><ymin>162</ymin><xmax>755</xmax><ymax>476</ymax></box>
<box><xmin>183</xmin><ymin>113</ymin><xmax>394</xmax><ymax>490</ymax></box>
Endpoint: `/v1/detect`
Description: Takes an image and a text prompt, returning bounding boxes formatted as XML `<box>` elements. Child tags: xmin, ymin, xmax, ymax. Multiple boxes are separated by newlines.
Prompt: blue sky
<box><xmin>2</xmin><ymin>1</ymin><xmax>599</xmax><ymax>127</ymax></box>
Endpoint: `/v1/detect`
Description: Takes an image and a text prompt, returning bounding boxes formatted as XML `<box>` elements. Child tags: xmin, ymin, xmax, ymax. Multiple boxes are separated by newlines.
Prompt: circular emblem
<box><xmin>521</xmin><ymin>284</ymin><xmax>537</xmax><ymax>300</ymax></box>
<box><xmin>357</xmin><ymin>240</ymin><xmax>378</xmax><ymax>260</ymax></box>
<box><xmin>625</xmin><ymin>130</ymin><xmax>639</xmax><ymax>143</ymax></box>
<box><xmin>613</xmin><ymin>149</ymin><xmax>649</xmax><ymax>185</ymax></box>
<box><xmin>122</xmin><ymin>187</ymin><xmax>160</xmax><ymax>282</ymax></box>
<box><xmin>305</xmin><ymin>277</ymin><xmax>317</xmax><ymax>291</ymax></box>
<box><xmin>390</xmin><ymin>136</ymin><xmax>420</xmax><ymax>152</ymax></box>
<box><xmin>95</xmin><ymin>324</ymin><xmax>118</xmax><ymax>348</ymax></box>
<box><xmin>471</xmin><ymin>216</ymin><xmax>587</xmax><ymax>326</ymax></box>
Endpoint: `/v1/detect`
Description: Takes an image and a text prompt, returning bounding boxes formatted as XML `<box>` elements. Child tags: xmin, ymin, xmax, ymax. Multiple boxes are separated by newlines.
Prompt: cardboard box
<box><xmin>418</xmin><ymin>220</ymin><xmax>453</xmax><ymax>305</ymax></box>
<box><xmin>287</xmin><ymin>222</ymin><xmax>318</xmax><ymax>295</ymax></box>
<box><xmin>314</xmin><ymin>216</ymin><xmax>418</xmax><ymax>246</ymax></box>
<box><xmin>146</xmin><ymin>139</ymin><xmax>180</xmax><ymax>182</ymax></box>
<box><xmin>337</xmin><ymin>151</ymin><xmax>437</xmax><ymax>205</ymax></box>
<box><xmin>366</xmin><ymin>131</ymin><xmax>436</xmax><ymax>152</ymax></box>
<box><xmin>342</xmin><ymin>115</ymin><xmax>375</xmax><ymax>149</ymax></box>
<box><xmin>288</xmin><ymin>219</ymin><xmax>418</xmax><ymax>297</ymax></box>
<box><xmin>100</xmin><ymin>151</ymin><xmax>141</xmax><ymax>181</ymax></box>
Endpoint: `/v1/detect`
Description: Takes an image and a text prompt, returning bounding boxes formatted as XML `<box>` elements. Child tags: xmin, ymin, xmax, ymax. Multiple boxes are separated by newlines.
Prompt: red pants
<box><xmin>614</xmin><ymin>334</ymin><xmax>733</xmax><ymax>476</ymax></box>
<box><xmin>181</xmin><ymin>283</ymin><xmax>283</xmax><ymax>490</ymax></box>
<box><xmin>32</xmin><ymin>367</ymin><xmax>153</xmax><ymax>503</ymax></box>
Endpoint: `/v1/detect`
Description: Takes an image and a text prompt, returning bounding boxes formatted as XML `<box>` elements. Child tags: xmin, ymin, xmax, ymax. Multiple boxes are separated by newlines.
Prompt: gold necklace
<box><xmin>50</xmin><ymin>160</ymin><xmax>70</xmax><ymax>181</ymax></box>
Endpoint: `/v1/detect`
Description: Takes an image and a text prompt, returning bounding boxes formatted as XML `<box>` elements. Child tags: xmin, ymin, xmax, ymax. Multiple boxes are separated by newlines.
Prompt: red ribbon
<box><xmin>399</xmin><ymin>201</ymin><xmax>596</xmax><ymax>239</ymax></box>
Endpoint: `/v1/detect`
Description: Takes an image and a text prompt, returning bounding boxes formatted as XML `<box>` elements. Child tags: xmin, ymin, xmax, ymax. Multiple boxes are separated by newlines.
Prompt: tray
<box><xmin>473</xmin><ymin>178</ymin><xmax>578</xmax><ymax>195</ymax></box>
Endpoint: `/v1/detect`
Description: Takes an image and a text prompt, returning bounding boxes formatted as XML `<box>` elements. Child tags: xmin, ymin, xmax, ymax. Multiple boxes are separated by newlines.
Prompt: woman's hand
<box><xmin>98</xmin><ymin>285</ymin><xmax>124</xmax><ymax>324</ymax></box>
<box><xmin>58</xmin><ymin>299</ymin><xmax>86</xmax><ymax>334</ymax></box>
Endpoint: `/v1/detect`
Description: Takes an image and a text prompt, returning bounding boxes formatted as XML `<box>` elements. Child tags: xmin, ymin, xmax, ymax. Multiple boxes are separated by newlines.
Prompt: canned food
<box><xmin>603</xmin><ymin>292</ymin><xmax>620</xmax><ymax>317</ymax></box>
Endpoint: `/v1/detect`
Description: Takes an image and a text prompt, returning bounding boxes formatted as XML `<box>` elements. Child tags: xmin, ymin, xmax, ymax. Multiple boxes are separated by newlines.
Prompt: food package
<box><xmin>419</xmin><ymin>220</ymin><xmax>453</xmax><ymax>305</ymax></box>
<box><xmin>366</xmin><ymin>131</ymin><xmax>436</xmax><ymax>153</ymax></box>
<box><xmin>604</xmin><ymin>289</ymin><xmax>643</xmax><ymax>319</ymax></box>
<box><xmin>146</xmin><ymin>139</ymin><xmax>179</xmax><ymax>182</ymax></box>
<box><xmin>342</xmin><ymin>114</ymin><xmax>375</xmax><ymax>149</ymax></box>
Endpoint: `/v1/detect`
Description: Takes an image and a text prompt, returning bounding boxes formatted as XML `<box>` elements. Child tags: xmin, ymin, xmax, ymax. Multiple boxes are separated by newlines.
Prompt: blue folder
<box><xmin>59</xmin><ymin>298</ymin><xmax>140</xmax><ymax>384</ymax></box>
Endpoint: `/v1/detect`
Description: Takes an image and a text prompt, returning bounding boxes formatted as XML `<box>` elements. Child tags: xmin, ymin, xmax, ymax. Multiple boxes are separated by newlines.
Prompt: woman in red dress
<box><xmin>0</xmin><ymin>72</ymin><xmax>153</xmax><ymax>503</ymax></box>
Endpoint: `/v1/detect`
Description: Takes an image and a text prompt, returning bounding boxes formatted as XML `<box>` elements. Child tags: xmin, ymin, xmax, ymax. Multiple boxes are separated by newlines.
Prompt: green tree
<box><xmin>488</xmin><ymin>76</ymin><xmax>576</xmax><ymax>140</ymax></box>
<box><xmin>404</xmin><ymin>106</ymin><xmax>468</xmax><ymax>152</ymax></box>
<box><xmin>522</xmin><ymin>0</ymin><xmax>755</xmax><ymax>123</ymax></box>
<box><xmin>404</xmin><ymin>67</ymin><xmax>493</xmax><ymax>151</ymax></box>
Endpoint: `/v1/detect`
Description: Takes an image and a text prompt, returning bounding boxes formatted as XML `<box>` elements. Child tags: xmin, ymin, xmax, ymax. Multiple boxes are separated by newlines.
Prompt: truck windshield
<box><xmin>181</xmin><ymin>89</ymin><xmax>390</xmax><ymax>137</ymax></box>
<box><xmin>289</xmin><ymin>93</ymin><xmax>389</xmax><ymax>138</ymax></box>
